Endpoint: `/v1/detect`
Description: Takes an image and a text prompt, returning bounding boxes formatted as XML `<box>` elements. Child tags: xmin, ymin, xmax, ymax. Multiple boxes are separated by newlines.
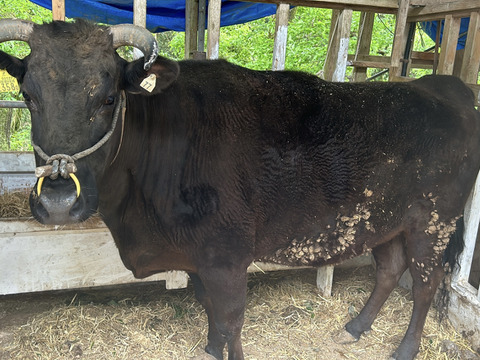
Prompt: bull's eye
<box><xmin>104</xmin><ymin>96</ymin><xmax>115</xmax><ymax>106</ymax></box>
<box><xmin>22</xmin><ymin>91</ymin><xmax>37</xmax><ymax>111</ymax></box>
<box><xmin>22</xmin><ymin>91</ymin><xmax>31</xmax><ymax>102</ymax></box>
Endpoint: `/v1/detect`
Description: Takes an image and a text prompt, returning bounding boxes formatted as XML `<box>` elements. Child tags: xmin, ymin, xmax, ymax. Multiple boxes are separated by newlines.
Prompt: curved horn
<box><xmin>0</xmin><ymin>18</ymin><xmax>34</xmax><ymax>43</ymax></box>
<box><xmin>110</xmin><ymin>24</ymin><xmax>158</xmax><ymax>71</ymax></box>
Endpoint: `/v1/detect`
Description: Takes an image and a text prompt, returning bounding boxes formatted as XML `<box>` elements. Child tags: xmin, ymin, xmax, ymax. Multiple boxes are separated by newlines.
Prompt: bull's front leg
<box><xmin>193</xmin><ymin>265</ymin><xmax>248</xmax><ymax>360</ymax></box>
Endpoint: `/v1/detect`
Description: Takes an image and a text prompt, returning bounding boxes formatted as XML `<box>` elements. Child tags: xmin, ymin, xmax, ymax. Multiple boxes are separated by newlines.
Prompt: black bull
<box><xmin>1</xmin><ymin>19</ymin><xmax>479</xmax><ymax>360</ymax></box>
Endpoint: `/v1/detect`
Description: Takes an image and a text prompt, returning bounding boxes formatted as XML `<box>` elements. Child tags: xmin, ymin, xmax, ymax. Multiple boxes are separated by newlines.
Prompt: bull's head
<box><xmin>0</xmin><ymin>19</ymin><xmax>179</xmax><ymax>224</ymax></box>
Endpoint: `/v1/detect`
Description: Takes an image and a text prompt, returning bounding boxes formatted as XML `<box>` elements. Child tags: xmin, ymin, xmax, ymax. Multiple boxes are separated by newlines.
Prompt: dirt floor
<box><xmin>0</xmin><ymin>266</ymin><xmax>479</xmax><ymax>360</ymax></box>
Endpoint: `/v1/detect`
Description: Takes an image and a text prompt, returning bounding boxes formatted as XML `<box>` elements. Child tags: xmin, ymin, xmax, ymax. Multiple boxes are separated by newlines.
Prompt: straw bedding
<box><xmin>0</xmin><ymin>191</ymin><xmax>31</xmax><ymax>218</ymax></box>
<box><xmin>0</xmin><ymin>267</ymin><xmax>478</xmax><ymax>360</ymax></box>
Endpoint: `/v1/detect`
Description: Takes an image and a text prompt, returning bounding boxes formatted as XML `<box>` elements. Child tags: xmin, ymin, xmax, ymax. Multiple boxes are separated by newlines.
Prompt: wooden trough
<box><xmin>0</xmin><ymin>152</ymin><xmax>372</xmax><ymax>296</ymax></box>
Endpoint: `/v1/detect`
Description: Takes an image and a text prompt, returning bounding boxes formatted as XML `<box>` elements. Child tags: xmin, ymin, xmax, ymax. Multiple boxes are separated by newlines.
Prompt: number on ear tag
<box><xmin>140</xmin><ymin>74</ymin><xmax>157</xmax><ymax>92</ymax></box>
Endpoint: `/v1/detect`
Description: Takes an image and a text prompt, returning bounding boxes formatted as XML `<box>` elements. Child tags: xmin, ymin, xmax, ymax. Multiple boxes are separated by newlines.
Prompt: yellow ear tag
<box><xmin>140</xmin><ymin>74</ymin><xmax>157</xmax><ymax>93</ymax></box>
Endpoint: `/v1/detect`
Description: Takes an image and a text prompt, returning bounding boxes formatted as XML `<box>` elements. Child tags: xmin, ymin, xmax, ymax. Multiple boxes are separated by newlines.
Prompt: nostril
<box><xmin>37</xmin><ymin>189</ymin><xmax>78</xmax><ymax>225</ymax></box>
<box><xmin>69</xmin><ymin>193</ymin><xmax>87</xmax><ymax>220</ymax></box>
<box><xmin>30</xmin><ymin>192</ymin><xmax>49</xmax><ymax>220</ymax></box>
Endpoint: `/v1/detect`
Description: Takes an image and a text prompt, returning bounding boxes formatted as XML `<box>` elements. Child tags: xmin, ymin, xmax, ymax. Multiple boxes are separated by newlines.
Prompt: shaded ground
<box><xmin>0</xmin><ymin>266</ymin><xmax>479</xmax><ymax>360</ymax></box>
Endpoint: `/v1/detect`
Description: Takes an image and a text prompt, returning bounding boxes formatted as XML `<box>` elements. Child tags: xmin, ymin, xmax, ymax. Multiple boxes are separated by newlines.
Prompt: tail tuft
<box><xmin>436</xmin><ymin>217</ymin><xmax>464</xmax><ymax>322</ymax></box>
<box><xmin>443</xmin><ymin>217</ymin><xmax>465</xmax><ymax>274</ymax></box>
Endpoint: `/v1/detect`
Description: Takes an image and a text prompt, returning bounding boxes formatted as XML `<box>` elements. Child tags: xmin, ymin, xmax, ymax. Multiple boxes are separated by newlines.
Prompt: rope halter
<box><xmin>32</xmin><ymin>91</ymin><xmax>126</xmax><ymax>198</ymax></box>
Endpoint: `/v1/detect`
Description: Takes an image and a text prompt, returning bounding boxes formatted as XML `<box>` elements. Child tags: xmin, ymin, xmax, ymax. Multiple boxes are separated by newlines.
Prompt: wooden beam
<box><xmin>185</xmin><ymin>0</ymin><xmax>199</xmax><ymax>59</ymax></box>
<box><xmin>207</xmin><ymin>0</ymin><xmax>221</xmax><ymax>59</ymax></box>
<box><xmin>408</xmin><ymin>0</ymin><xmax>480</xmax><ymax>22</ymax></box>
<box><xmin>238</xmin><ymin>0</ymin><xmax>398</xmax><ymax>14</ymax></box>
<box><xmin>437</xmin><ymin>14</ymin><xmax>461</xmax><ymax>75</ymax></box>
<box><xmin>350</xmin><ymin>60</ymin><xmax>390</xmax><ymax>69</ymax></box>
<box><xmin>272</xmin><ymin>4</ymin><xmax>290</xmax><ymax>70</ymax></box>
<box><xmin>348</xmin><ymin>53</ymin><xmax>436</xmax><ymax>69</ymax></box>
<box><xmin>389</xmin><ymin>0</ymin><xmax>410</xmax><ymax>80</ymax></box>
<box><xmin>323</xmin><ymin>8</ymin><xmax>352</xmax><ymax>81</ymax></box>
<box><xmin>52</xmin><ymin>0</ymin><xmax>65</xmax><ymax>21</ymax></box>
<box><xmin>460</xmin><ymin>11</ymin><xmax>480</xmax><ymax>84</ymax></box>
<box><xmin>352</xmin><ymin>11</ymin><xmax>375</xmax><ymax>81</ymax></box>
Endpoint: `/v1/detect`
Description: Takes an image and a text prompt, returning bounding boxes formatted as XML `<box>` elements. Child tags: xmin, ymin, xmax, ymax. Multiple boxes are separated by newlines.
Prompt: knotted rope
<box><xmin>32</xmin><ymin>91</ymin><xmax>126</xmax><ymax>198</ymax></box>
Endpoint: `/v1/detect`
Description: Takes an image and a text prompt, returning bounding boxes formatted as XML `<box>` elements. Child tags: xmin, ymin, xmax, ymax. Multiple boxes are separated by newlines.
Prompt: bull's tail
<box><xmin>443</xmin><ymin>217</ymin><xmax>465</xmax><ymax>273</ymax></box>
<box><xmin>436</xmin><ymin>217</ymin><xmax>465</xmax><ymax>321</ymax></box>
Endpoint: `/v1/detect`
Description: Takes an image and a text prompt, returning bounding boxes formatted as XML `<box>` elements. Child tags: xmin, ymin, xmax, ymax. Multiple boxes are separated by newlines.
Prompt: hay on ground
<box><xmin>0</xmin><ymin>190</ymin><xmax>31</xmax><ymax>218</ymax></box>
<box><xmin>1</xmin><ymin>267</ymin><xmax>478</xmax><ymax>360</ymax></box>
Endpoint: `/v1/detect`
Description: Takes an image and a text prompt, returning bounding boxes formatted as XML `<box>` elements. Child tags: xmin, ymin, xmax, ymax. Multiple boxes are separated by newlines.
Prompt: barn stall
<box><xmin>1</xmin><ymin>0</ymin><xmax>480</xmax><ymax>358</ymax></box>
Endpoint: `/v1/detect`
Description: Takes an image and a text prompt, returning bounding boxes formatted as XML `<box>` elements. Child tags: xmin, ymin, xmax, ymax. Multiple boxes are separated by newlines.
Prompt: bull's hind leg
<box><xmin>345</xmin><ymin>235</ymin><xmax>408</xmax><ymax>340</ymax></box>
<box><xmin>392</xmin><ymin>234</ymin><xmax>447</xmax><ymax>360</ymax></box>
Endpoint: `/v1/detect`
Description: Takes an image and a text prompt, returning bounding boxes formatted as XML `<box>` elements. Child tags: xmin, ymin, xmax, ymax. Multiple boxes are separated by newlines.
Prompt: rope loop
<box><xmin>32</xmin><ymin>91</ymin><xmax>126</xmax><ymax>198</ymax></box>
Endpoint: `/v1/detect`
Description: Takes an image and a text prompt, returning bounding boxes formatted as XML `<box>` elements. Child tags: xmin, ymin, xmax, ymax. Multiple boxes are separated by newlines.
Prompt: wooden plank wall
<box><xmin>0</xmin><ymin>152</ymin><xmax>36</xmax><ymax>194</ymax></box>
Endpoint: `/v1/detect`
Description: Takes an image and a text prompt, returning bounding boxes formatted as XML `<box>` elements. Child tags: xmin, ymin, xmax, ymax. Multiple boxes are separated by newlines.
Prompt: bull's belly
<box><xmin>259</xmin><ymin>233</ymin><xmax>372</xmax><ymax>267</ymax></box>
<box><xmin>258</xmin><ymin>203</ymin><xmax>385</xmax><ymax>267</ymax></box>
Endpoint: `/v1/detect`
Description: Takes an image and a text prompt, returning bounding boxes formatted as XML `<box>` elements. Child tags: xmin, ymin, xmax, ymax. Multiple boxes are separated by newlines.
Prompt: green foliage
<box><xmin>0</xmin><ymin>0</ymin><xmax>51</xmax><ymax>58</ymax></box>
<box><xmin>0</xmin><ymin>107</ymin><xmax>31</xmax><ymax>150</ymax></box>
<box><xmin>283</xmin><ymin>8</ymin><xmax>332</xmax><ymax>73</ymax></box>
<box><xmin>7</xmin><ymin>114</ymin><xmax>31</xmax><ymax>150</ymax></box>
<box><xmin>0</xmin><ymin>0</ymin><xmax>51</xmax><ymax>22</ymax></box>
<box><xmin>220</xmin><ymin>15</ymin><xmax>276</xmax><ymax>70</ymax></box>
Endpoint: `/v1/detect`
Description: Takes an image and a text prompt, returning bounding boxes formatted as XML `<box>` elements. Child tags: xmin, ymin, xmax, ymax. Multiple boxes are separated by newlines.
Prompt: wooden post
<box><xmin>389</xmin><ymin>0</ymin><xmax>410</xmax><ymax>80</ymax></box>
<box><xmin>133</xmin><ymin>0</ymin><xmax>147</xmax><ymax>27</ymax></box>
<box><xmin>319</xmin><ymin>7</ymin><xmax>354</xmax><ymax>295</ymax></box>
<box><xmin>453</xmin><ymin>170</ymin><xmax>480</xmax><ymax>285</ymax></box>
<box><xmin>52</xmin><ymin>0</ymin><xmax>65</xmax><ymax>21</ymax></box>
<box><xmin>207</xmin><ymin>0</ymin><xmax>221</xmax><ymax>59</ymax></box>
<box><xmin>400</xmin><ymin>22</ymin><xmax>416</xmax><ymax>77</ymax></box>
<box><xmin>132</xmin><ymin>0</ymin><xmax>147</xmax><ymax>59</ymax></box>
<box><xmin>437</xmin><ymin>15</ymin><xmax>461</xmax><ymax>75</ymax></box>
<box><xmin>433</xmin><ymin>20</ymin><xmax>441</xmax><ymax>74</ymax></box>
<box><xmin>317</xmin><ymin>266</ymin><xmax>334</xmax><ymax>296</ymax></box>
<box><xmin>272</xmin><ymin>4</ymin><xmax>290</xmax><ymax>71</ymax></box>
<box><xmin>198</xmin><ymin>0</ymin><xmax>207</xmax><ymax>53</ymax></box>
<box><xmin>323</xmin><ymin>8</ymin><xmax>353</xmax><ymax>81</ymax></box>
<box><xmin>460</xmin><ymin>11</ymin><xmax>480</xmax><ymax>83</ymax></box>
<box><xmin>185</xmin><ymin>0</ymin><xmax>199</xmax><ymax>59</ymax></box>
<box><xmin>353</xmin><ymin>12</ymin><xmax>375</xmax><ymax>82</ymax></box>
<box><xmin>328</xmin><ymin>9</ymin><xmax>340</xmax><ymax>47</ymax></box>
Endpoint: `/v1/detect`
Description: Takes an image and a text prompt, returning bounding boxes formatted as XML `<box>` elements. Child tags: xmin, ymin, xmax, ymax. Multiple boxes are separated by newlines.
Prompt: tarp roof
<box><xmin>28</xmin><ymin>0</ymin><xmax>470</xmax><ymax>50</ymax></box>
<box><xmin>420</xmin><ymin>18</ymin><xmax>470</xmax><ymax>50</ymax></box>
<box><xmin>29</xmin><ymin>0</ymin><xmax>278</xmax><ymax>33</ymax></box>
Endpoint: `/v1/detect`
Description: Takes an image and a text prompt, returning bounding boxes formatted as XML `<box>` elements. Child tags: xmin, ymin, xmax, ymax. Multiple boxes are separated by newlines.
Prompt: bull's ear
<box><xmin>123</xmin><ymin>56</ymin><xmax>179</xmax><ymax>95</ymax></box>
<box><xmin>0</xmin><ymin>51</ymin><xmax>26</xmax><ymax>82</ymax></box>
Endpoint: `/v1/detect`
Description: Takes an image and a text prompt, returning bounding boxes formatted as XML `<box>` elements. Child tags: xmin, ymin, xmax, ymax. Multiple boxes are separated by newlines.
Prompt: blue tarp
<box><xmin>29</xmin><ymin>0</ymin><xmax>278</xmax><ymax>32</ymax></box>
<box><xmin>420</xmin><ymin>18</ymin><xmax>470</xmax><ymax>50</ymax></box>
